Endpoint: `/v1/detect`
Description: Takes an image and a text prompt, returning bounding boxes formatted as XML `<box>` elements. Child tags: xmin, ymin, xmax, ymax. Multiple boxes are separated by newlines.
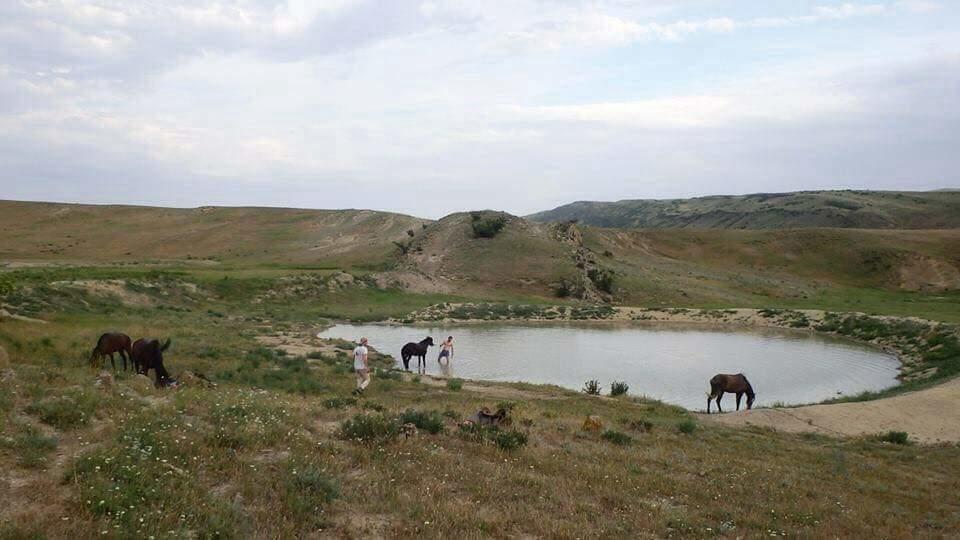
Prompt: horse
<box><xmin>89</xmin><ymin>333</ymin><xmax>132</xmax><ymax>371</ymax></box>
<box><xmin>400</xmin><ymin>337</ymin><xmax>434</xmax><ymax>373</ymax></box>
<box><xmin>131</xmin><ymin>338</ymin><xmax>174</xmax><ymax>387</ymax></box>
<box><xmin>707</xmin><ymin>373</ymin><xmax>755</xmax><ymax>413</ymax></box>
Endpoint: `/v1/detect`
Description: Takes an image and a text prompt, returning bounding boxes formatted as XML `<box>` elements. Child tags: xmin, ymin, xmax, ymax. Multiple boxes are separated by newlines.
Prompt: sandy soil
<box><xmin>702</xmin><ymin>377</ymin><xmax>960</xmax><ymax>444</ymax></box>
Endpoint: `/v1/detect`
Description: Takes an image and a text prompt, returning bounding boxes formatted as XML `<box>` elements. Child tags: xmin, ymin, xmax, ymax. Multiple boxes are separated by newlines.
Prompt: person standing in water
<box><xmin>437</xmin><ymin>336</ymin><xmax>454</xmax><ymax>378</ymax></box>
<box><xmin>353</xmin><ymin>337</ymin><xmax>370</xmax><ymax>395</ymax></box>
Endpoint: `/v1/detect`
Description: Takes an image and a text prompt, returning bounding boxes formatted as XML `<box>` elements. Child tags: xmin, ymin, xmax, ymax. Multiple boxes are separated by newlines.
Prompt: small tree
<box><xmin>472</xmin><ymin>216</ymin><xmax>507</xmax><ymax>239</ymax></box>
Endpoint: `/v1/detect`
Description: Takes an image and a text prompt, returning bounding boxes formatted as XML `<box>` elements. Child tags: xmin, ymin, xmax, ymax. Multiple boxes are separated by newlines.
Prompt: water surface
<box><xmin>317</xmin><ymin>322</ymin><xmax>899</xmax><ymax>410</ymax></box>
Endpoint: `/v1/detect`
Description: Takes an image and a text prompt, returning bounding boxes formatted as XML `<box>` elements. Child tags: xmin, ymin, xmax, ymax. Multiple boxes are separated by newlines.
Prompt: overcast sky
<box><xmin>1</xmin><ymin>1</ymin><xmax>958</xmax><ymax>218</ymax></box>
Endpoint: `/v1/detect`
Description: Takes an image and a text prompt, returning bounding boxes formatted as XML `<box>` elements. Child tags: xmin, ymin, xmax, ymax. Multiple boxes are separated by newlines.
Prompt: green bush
<box><xmin>471</xmin><ymin>216</ymin><xmax>507</xmax><ymax>239</ymax></box>
<box><xmin>610</xmin><ymin>381</ymin><xmax>629</xmax><ymax>396</ymax></box>
<box><xmin>447</xmin><ymin>378</ymin><xmax>464</xmax><ymax>391</ymax></box>
<box><xmin>397</xmin><ymin>408</ymin><xmax>445</xmax><ymax>434</ymax></box>
<box><xmin>339</xmin><ymin>413</ymin><xmax>399</xmax><ymax>443</ymax></box>
<box><xmin>25</xmin><ymin>390</ymin><xmax>99</xmax><ymax>429</ymax></box>
<box><xmin>627</xmin><ymin>419</ymin><xmax>654</xmax><ymax>433</ymax></box>
<box><xmin>288</xmin><ymin>465</ymin><xmax>340</xmax><ymax>504</ymax></box>
<box><xmin>587</xmin><ymin>268</ymin><xmax>614</xmax><ymax>293</ymax></box>
<box><xmin>601</xmin><ymin>430</ymin><xmax>633</xmax><ymax>446</ymax></box>
<box><xmin>677</xmin><ymin>419</ymin><xmax>697</xmax><ymax>434</ymax></box>
<box><xmin>494</xmin><ymin>430</ymin><xmax>528</xmax><ymax>451</ymax></box>
<box><xmin>582</xmin><ymin>379</ymin><xmax>601</xmax><ymax>395</ymax></box>
<box><xmin>877</xmin><ymin>431</ymin><xmax>910</xmax><ymax>445</ymax></box>
<box><xmin>323</xmin><ymin>396</ymin><xmax>357</xmax><ymax>409</ymax></box>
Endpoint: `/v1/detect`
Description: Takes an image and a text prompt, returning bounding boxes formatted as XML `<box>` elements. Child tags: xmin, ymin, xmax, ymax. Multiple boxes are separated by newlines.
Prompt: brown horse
<box><xmin>89</xmin><ymin>333</ymin><xmax>132</xmax><ymax>371</ymax></box>
<box><xmin>707</xmin><ymin>373</ymin><xmax>755</xmax><ymax>413</ymax></box>
<box><xmin>132</xmin><ymin>338</ymin><xmax>173</xmax><ymax>387</ymax></box>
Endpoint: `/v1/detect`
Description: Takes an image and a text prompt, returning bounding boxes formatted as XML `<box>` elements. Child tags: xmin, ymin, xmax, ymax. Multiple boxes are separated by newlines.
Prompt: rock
<box><xmin>401</xmin><ymin>423</ymin><xmax>418</xmax><ymax>439</ymax></box>
<box><xmin>94</xmin><ymin>370</ymin><xmax>114</xmax><ymax>390</ymax></box>
<box><xmin>326</xmin><ymin>271</ymin><xmax>361</xmax><ymax>292</ymax></box>
<box><xmin>178</xmin><ymin>370</ymin><xmax>216</xmax><ymax>389</ymax></box>
<box><xmin>582</xmin><ymin>415</ymin><xmax>604</xmax><ymax>432</ymax></box>
<box><xmin>127</xmin><ymin>374</ymin><xmax>155</xmax><ymax>394</ymax></box>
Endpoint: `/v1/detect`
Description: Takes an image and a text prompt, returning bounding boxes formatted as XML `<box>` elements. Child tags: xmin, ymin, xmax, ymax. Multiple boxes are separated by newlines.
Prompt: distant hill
<box><xmin>0</xmin><ymin>200</ymin><xmax>427</xmax><ymax>266</ymax></box>
<box><xmin>528</xmin><ymin>190</ymin><xmax>960</xmax><ymax>229</ymax></box>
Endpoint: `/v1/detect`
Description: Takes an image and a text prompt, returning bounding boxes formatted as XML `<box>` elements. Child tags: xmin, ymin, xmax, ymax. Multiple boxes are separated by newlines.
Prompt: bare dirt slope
<box><xmin>702</xmin><ymin>377</ymin><xmax>960</xmax><ymax>443</ymax></box>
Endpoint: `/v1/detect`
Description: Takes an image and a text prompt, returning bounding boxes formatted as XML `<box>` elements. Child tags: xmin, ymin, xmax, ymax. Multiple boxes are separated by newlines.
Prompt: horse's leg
<box><xmin>108</xmin><ymin>353</ymin><xmax>116</xmax><ymax>371</ymax></box>
<box><xmin>716</xmin><ymin>391</ymin><xmax>723</xmax><ymax>413</ymax></box>
<box><xmin>736</xmin><ymin>393</ymin><xmax>743</xmax><ymax>411</ymax></box>
<box><xmin>402</xmin><ymin>355</ymin><xmax>409</xmax><ymax>371</ymax></box>
<box><xmin>120</xmin><ymin>350</ymin><xmax>128</xmax><ymax>371</ymax></box>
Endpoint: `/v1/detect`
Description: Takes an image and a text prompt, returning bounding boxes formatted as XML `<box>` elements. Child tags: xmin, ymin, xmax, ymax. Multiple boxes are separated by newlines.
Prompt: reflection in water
<box><xmin>438</xmin><ymin>356</ymin><xmax>453</xmax><ymax>379</ymax></box>
<box><xmin>317</xmin><ymin>322</ymin><xmax>900</xmax><ymax>410</ymax></box>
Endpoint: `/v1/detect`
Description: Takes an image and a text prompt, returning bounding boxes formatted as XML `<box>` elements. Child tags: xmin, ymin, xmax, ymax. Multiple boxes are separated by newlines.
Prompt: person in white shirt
<box><xmin>352</xmin><ymin>337</ymin><xmax>370</xmax><ymax>395</ymax></box>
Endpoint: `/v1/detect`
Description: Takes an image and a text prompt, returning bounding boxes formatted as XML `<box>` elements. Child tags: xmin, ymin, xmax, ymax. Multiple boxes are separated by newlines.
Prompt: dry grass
<box><xmin>2</xmin><ymin>311</ymin><xmax>960</xmax><ymax>538</ymax></box>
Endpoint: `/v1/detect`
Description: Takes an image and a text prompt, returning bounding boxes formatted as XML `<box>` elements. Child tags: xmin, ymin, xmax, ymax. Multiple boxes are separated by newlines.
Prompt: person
<box><xmin>438</xmin><ymin>336</ymin><xmax>454</xmax><ymax>365</ymax></box>
<box><xmin>352</xmin><ymin>337</ymin><xmax>370</xmax><ymax>395</ymax></box>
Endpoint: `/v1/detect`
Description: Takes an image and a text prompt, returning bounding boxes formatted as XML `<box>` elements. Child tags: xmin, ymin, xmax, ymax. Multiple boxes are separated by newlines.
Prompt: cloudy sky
<box><xmin>1</xmin><ymin>0</ymin><xmax>958</xmax><ymax>217</ymax></box>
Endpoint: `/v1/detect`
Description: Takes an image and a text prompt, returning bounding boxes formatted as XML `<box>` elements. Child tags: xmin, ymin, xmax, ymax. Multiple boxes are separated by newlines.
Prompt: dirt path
<box><xmin>702</xmin><ymin>377</ymin><xmax>960</xmax><ymax>444</ymax></box>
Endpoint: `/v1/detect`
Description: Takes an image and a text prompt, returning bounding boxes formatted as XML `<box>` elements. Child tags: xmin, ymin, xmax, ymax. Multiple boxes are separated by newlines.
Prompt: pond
<box><xmin>317</xmin><ymin>322</ymin><xmax>900</xmax><ymax>410</ymax></box>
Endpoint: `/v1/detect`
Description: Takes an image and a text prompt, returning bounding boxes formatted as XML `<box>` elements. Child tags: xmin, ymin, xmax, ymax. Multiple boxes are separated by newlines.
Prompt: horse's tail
<box><xmin>160</xmin><ymin>338</ymin><xmax>172</xmax><ymax>352</ymax></box>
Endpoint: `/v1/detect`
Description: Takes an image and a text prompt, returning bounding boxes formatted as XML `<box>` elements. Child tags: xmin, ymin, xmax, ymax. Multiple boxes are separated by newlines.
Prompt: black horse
<box><xmin>401</xmin><ymin>337</ymin><xmax>434</xmax><ymax>373</ymax></box>
<box><xmin>132</xmin><ymin>338</ymin><xmax>174</xmax><ymax>387</ymax></box>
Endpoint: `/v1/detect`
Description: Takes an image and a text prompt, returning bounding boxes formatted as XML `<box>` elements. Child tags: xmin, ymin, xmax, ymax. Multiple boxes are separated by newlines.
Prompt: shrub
<box><xmin>877</xmin><ymin>431</ymin><xmax>910</xmax><ymax>445</ymax></box>
<box><xmin>361</xmin><ymin>401</ymin><xmax>386</xmax><ymax>412</ymax></box>
<box><xmin>494</xmin><ymin>430</ymin><xmax>528</xmax><ymax>451</ymax></box>
<box><xmin>601</xmin><ymin>430</ymin><xmax>633</xmax><ymax>446</ymax></box>
<box><xmin>587</xmin><ymin>268</ymin><xmax>614</xmax><ymax>293</ymax></box>
<box><xmin>471</xmin><ymin>216</ymin><xmax>507</xmax><ymax>239</ymax></box>
<box><xmin>582</xmin><ymin>379</ymin><xmax>601</xmax><ymax>395</ymax></box>
<box><xmin>26</xmin><ymin>390</ymin><xmax>98</xmax><ymax>429</ymax></box>
<box><xmin>339</xmin><ymin>413</ymin><xmax>399</xmax><ymax>444</ymax></box>
<box><xmin>627</xmin><ymin>419</ymin><xmax>654</xmax><ymax>433</ymax></box>
<box><xmin>398</xmin><ymin>409</ymin><xmax>445</xmax><ymax>434</ymax></box>
<box><xmin>610</xmin><ymin>381</ymin><xmax>629</xmax><ymax>396</ymax></box>
<box><xmin>0</xmin><ymin>423</ymin><xmax>58</xmax><ymax>468</ymax></box>
<box><xmin>447</xmin><ymin>378</ymin><xmax>464</xmax><ymax>391</ymax></box>
<box><xmin>323</xmin><ymin>397</ymin><xmax>357</xmax><ymax>409</ymax></box>
<box><xmin>677</xmin><ymin>419</ymin><xmax>697</xmax><ymax>434</ymax></box>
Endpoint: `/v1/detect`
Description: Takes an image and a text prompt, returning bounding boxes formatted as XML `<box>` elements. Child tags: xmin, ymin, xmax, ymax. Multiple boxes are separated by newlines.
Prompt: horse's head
<box><xmin>746</xmin><ymin>392</ymin><xmax>756</xmax><ymax>410</ymax></box>
<box><xmin>423</xmin><ymin>337</ymin><xmax>435</xmax><ymax>347</ymax></box>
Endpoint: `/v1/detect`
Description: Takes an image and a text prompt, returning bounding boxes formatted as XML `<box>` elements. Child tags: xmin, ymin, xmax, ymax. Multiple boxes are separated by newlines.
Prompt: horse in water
<box><xmin>401</xmin><ymin>337</ymin><xmax>434</xmax><ymax>373</ymax></box>
<box><xmin>707</xmin><ymin>373</ymin><xmax>755</xmax><ymax>413</ymax></box>
<box><xmin>89</xmin><ymin>333</ymin><xmax>132</xmax><ymax>371</ymax></box>
<box><xmin>132</xmin><ymin>338</ymin><xmax>174</xmax><ymax>387</ymax></box>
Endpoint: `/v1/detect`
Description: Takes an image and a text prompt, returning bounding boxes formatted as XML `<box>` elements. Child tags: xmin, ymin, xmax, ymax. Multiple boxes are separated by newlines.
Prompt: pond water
<box><xmin>317</xmin><ymin>322</ymin><xmax>900</xmax><ymax>410</ymax></box>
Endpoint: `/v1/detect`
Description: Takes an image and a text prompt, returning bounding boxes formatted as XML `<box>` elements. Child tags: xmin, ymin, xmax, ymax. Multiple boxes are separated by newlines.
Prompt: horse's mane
<box><xmin>419</xmin><ymin>337</ymin><xmax>433</xmax><ymax>345</ymax></box>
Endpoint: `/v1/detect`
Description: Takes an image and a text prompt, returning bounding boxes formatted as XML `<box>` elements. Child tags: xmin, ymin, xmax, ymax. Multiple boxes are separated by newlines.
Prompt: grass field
<box><xmin>2</xmin><ymin>199</ymin><xmax>959</xmax><ymax>536</ymax></box>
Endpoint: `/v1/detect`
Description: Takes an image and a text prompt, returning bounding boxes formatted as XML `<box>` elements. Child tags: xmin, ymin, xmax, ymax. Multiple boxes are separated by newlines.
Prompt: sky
<box><xmin>1</xmin><ymin>0</ymin><xmax>958</xmax><ymax>218</ymax></box>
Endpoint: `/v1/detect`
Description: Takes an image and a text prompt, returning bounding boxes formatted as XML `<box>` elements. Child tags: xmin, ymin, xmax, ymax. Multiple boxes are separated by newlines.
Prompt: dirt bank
<box><xmin>702</xmin><ymin>377</ymin><xmax>960</xmax><ymax>444</ymax></box>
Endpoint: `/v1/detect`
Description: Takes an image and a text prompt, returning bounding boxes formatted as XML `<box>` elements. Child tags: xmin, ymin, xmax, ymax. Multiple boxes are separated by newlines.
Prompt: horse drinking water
<box><xmin>89</xmin><ymin>333</ymin><xmax>133</xmax><ymax>371</ymax></box>
<box><xmin>707</xmin><ymin>373</ymin><xmax>756</xmax><ymax>413</ymax></box>
<box><xmin>401</xmin><ymin>337</ymin><xmax>434</xmax><ymax>373</ymax></box>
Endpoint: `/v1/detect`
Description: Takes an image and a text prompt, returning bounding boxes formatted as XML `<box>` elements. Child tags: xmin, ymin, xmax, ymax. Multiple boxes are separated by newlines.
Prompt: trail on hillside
<box><xmin>702</xmin><ymin>377</ymin><xmax>960</xmax><ymax>443</ymax></box>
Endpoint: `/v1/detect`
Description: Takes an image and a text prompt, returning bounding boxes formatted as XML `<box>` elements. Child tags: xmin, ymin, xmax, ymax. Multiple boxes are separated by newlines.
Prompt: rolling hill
<box><xmin>528</xmin><ymin>190</ymin><xmax>960</xmax><ymax>229</ymax></box>
<box><xmin>0</xmin><ymin>200</ymin><xmax>427</xmax><ymax>267</ymax></box>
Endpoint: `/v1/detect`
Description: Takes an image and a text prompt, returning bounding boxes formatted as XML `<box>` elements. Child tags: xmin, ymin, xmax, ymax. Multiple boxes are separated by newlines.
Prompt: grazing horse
<box><xmin>401</xmin><ymin>337</ymin><xmax>434</xmax><ymax>373</ymax></box>
<box><xmin>132</xmin><ymin>338</ymin><xmax>174</xmax><ymax>387</ymax></box>
<box><xmin>707</xmin><ymin>373</ymin><xmax>755</xmax><ymax>413</ymax></box>
<box><xmin>89</xmin><ymin>333</ymin><xmax>132</xmax><ymax>371</ymax></box>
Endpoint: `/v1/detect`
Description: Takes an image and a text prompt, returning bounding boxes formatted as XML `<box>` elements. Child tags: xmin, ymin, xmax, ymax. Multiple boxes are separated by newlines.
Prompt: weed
<box><xmin>25</xmin><ymin>389</ymin><xmax>98</xmax><ymax>429</ymax></box>
<box><xmin>339</xmin><ymin>413</ymin><xmax>399</xmax><ymax>443</ymax></box>
<box><xmin>582</xmin><ymin>379</ymin><xmax>601</xmax><ymax>395</ymax></box>
<box><xmin>677</xmin><ymin>419</ymin><xmax>697</xmax><ymax>434</ymax></box>
<box><xmin>447</xmin><ymin>378</ymin><xmax>464</xmax><ymax>391</ymax></box>
<box><xmin>601</xmin><ymin>430</ymin><xmax>633</xmax><ymax>446</ymax></box>
<box><xmin>610</xmin><ymin>381</ymin><xmax>629</xmax><ymax>396</ymax></box>
<box><xmin>323</xmin><ymin>396</ymin><xmax>357</xmax><ymax>409</ymax></box>
<box><xmin>876</xmin><ymin>431</ymin><xmax>910</xmax><ymax>445</ymax></box>
<box><xmin>397</xmin><ymin>408</ymin><xmax>445</xmax><ymax>434</ymax></box>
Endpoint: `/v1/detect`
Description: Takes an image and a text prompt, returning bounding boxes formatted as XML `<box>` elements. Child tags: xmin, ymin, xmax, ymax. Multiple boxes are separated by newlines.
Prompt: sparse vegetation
<box><xmin>610</xmin><ymin>380</ymin><xmax>629</xmax><ymax>396</ymax></box>
<box><xmin>471</xmin><ymin>214</ymin><xmax>508</xmax><ymax>238</ymax></box>
<box><xmin>601</xmin><ymin>429</ymin><xmax>633</xmax><ymax>446</ymax></box>
<box><xmin>583</xmin><ymin>379</ymin><xmax>601</xmax><ymax>395</ymax></box>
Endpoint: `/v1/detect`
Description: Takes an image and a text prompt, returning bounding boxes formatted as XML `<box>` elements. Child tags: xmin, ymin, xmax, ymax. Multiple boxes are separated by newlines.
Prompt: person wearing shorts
<box><xmin>438</xmin><ymin>336</ymin><xmax>454</xmax><ymax>365</ymax></box>
<box><xmin>353</xmin><ymin>337</ymin><xmax>370</xmax><ymax>395</ymax></box>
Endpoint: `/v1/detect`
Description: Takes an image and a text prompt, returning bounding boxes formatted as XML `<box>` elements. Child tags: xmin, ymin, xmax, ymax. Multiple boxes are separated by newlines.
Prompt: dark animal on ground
<box><xmin>89</xmin><ymin>332</ymin><xmax>132</xmax><ymax>371</ymax></box>
<box><xmin>707</xmin><ymin>373</ymin><xmax>755</xmax><ymax>413</ymax></box>
<box><xmin>132</xmin><ymin>338</ymin><xmax>174</xmax><ymax>387</ymax></box>
<box><xmin>463</xmin><ymin>407</ymin><xmax>511</xmax><ymax>427</ymax></box>
<box><xmin>401</xmin><ymin>337</ymin><xmax>434</xmax><ymax>373</ymax></box>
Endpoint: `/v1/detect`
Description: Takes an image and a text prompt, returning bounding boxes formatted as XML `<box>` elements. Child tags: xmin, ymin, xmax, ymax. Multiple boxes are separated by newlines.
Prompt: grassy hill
<box><xmin>528</xmin><ymin>190</ymin><xmax>960</xmax><ymax>229</ymax></box>
<box><xmin>0</xmin><ymin>200</ymin><xmax>427</xmax><ymax>268</ymax></box>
